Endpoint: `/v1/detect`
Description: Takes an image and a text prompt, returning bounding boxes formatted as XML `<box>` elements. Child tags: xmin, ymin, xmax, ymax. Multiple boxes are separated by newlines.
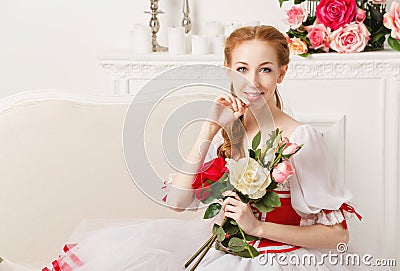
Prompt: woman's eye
<box><xmin>236</xmin><ymin>67</ymin><xmax>247</xmax><ymax>72</ymax></box>
<box><xmin>260</xmin><ymin>67</ymin><xmax>271</xmax><ymax>73</ymax></box>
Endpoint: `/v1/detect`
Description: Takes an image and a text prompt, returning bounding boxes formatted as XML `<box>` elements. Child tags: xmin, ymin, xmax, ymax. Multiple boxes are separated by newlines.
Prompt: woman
<box><xmin>1</xmin><ymin>25</ymin><xmax>370</xmax><ymax>271</ymax></box>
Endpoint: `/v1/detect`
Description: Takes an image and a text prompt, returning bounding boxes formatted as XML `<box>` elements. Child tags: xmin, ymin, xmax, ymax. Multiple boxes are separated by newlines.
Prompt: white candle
<box><xmin>206</xmin><ymin>21</ymin><xmax>223</xmax><ymax>38</ymax></box>
<box><xmin>211</xmin><ymin>34</ymin><xmax>225</xmax><ymax>55</ymax></box>
<box><xmin>191</xmin><ymin>35</ymin><xmax>208</xmax><ymax>55</ymax></box>
<box><xmin>168</xmin><ymin>26</ymin><xmax>185</xmax><ymax>55</ymax></box>
<box><xmin>130</xmin><ymin>24</ymin><xmax>152</xmax><ymax>54</ymax></box>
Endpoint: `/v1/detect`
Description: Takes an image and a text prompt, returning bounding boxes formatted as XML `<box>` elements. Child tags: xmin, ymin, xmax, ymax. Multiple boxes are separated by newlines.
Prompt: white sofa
<box><xmin>0</xmin><ymin>91</ymin><xmax>201</xmax><ymax>265</ymax></box>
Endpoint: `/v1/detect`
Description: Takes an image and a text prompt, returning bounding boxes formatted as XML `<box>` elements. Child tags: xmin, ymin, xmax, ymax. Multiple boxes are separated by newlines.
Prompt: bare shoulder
<box><xmin>275</xmin><ymin>113</ymin><xmax>302</xmax><ymax>138</ymax></box>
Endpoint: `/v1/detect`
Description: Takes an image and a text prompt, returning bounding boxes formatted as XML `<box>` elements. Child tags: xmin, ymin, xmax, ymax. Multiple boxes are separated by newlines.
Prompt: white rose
<box><xmin>228</xmin><ymin>157</ymin><xmax>271</xmax><ymax>199</ymax></box>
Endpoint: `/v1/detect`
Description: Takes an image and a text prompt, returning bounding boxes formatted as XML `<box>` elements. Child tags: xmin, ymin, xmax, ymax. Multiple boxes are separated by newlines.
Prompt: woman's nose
<box><xmin>248</xmin><ymin>72</ymin><xmax>260</xmax><ymax>88</ymax></box>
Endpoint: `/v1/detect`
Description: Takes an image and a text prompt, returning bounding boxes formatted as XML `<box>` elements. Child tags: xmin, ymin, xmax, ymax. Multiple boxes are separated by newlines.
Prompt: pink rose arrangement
<box><xmin>383</xmin><ymin>1</ymin><xmax>400</xmax><ymax>41</ymax></box>
<box><xmin>185</xmin><ymin>128</ymin><xmax>302</xmax><ymax>270</ymax></box>
<box><xmin>279</xmin><ymin>0</ymin><xmax>400</xmax><ymax>55</ymax></box>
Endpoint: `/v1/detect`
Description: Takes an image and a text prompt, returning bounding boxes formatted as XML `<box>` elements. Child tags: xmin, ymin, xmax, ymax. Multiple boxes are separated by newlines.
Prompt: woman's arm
<box><xmin>166</xmin><ymin>122</ymin><xmax>220</xmax><ymax>212</ymax></box>
<box><xmin>167</xmin><ymin>94</ymin><xmax>247</xmax><ymax>212</ymax></box>
<box><xmin>222</xmin><ymin>192</ymin><xmax>349</xmax><ymax>249</ymax></box>
<box><xmin>255</xmin><ymin>221</ymin><xmax>349</xmax><ymax>249</ymax></box>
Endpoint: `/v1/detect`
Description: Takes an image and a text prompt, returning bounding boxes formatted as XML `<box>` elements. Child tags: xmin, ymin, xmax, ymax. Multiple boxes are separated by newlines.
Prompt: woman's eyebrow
<box><xmin>259</xmin><ymin>61</ymin><xmax>273</xmax><ymax>65</ymax></box>
<box><xmin>235</xmin><ymin>61</ymin><xmax>274</xmax><ymax>66</ymax></box>
<box><xmin>235</xmin><ymin>61</ymin><xmax>248</xmax><ymax>65</ymax></box>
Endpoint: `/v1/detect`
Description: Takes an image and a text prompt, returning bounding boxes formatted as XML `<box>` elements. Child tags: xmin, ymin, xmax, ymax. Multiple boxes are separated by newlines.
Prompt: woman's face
<box><xmin>227</xmin><ymin>39</ymin><xmax>288</xmax><ymax>108</ymax></box>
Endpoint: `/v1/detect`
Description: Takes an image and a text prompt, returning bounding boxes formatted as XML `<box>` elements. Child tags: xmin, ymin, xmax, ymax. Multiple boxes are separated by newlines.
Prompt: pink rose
<box><xmin>288</xmin><ymin>37</ymin><xmax>308</xmax><ymax>54</ymax></box>
<box><xmin>316</xmin><ymin>0</ymin><xmax>357</xmax><ymax>30</ymax></box>
<box><xmin>283</xmin><ymin>2</ymin><xmax>309</xmax><ymax>29</ymax></box>
<box><xmin>282</xmin><ymin>142</ymin><xmax>300</xmax><ymax>156</ymax></box>
<box><xmin>272</xmin><ymin>160</ymin><xmax>295</xmax><ymax>184</ymax></box>
<box><xmin>329</xmin><ymin>22</ymin><xmax>370</xmax><ymax>53</ymax></box>
<box><xmin>305</xmin><ymin>23</ymin><xmax>331</xmax><ymax>52</ymax></box>
<box><xmin>383</xmin><ymin>1</ymin><xmax>400</xmax><ymax>40</ymax></box>
<box><xmin>355</xmin><ymin>9</ymin><xmax>366</xmax><ymax>23</ymax></box>
<box><xmin>369</xmin><ymin>0</ymin><xmax>386</xmax><ymax>4</ymax></box>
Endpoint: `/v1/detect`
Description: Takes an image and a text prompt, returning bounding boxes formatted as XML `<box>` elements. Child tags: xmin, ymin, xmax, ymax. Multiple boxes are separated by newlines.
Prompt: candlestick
<box><xmin>182</xmin><ymin>0</ymin><xmax>192</xmax><ymax>34</ymax></box>
<box><xmin>145</xmin><ymin>0</ymin><xmax>167</xmax><ymax>52</ymax></box>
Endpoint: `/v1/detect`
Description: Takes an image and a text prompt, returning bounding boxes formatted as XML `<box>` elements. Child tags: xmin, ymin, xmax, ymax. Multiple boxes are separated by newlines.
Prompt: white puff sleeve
<box><xmin>161</xmin><ymin>129</ymin><xmax>224</xmax><ymax>210</ymax></box>
<box><xmin>288</xmin><ymin>125</ymin><xmax>362</xmax><ymax>229</ymax></box>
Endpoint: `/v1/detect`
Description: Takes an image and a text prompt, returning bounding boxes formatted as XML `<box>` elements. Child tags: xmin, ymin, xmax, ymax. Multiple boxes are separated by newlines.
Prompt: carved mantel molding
<box><xmin>98</xmin><ymin>49</ymin><xmax>400</xmax><ymax>92</ymax></box>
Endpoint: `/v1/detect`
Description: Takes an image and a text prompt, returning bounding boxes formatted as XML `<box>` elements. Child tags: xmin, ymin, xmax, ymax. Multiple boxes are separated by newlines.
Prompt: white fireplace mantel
<box><xmin>98</xmin><ymin>48</ymin><xmax>400</xmax><ymax>95</ymax></box>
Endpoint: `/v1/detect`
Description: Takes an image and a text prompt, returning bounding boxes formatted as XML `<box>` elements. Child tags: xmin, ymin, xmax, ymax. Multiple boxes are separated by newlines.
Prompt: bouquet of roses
<box><xmin>279</xmin><ymin>0</ymin><xmax>400</xmax><ymax>55</ymax></box>
<box><xmin>184</xmin><ymin>128</ymin><xmax>303</xmax><ymax>271</ymax></box>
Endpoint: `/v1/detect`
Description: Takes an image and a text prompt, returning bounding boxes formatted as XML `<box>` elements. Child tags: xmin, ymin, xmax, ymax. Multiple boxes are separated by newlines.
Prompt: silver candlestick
<box><xmin>182</xmin><ymin>0</ymin><xmax>191</xmax><ymax>34</ymax></box>
<box><xmin>145</xmin><ymin>0</ymin><xmax>167</xmax><ymax>52</ymax></box>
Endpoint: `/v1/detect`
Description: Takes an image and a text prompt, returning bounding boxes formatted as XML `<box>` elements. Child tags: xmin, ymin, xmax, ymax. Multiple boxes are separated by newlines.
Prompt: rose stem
<box><xmin>188</xmin><ymin>218</ymin><xmax>228</xmax><ymax>271</ymax></box>
<box><xmin>238</xmin><ymin>225</ymin><xmax>255</xmax><ymax>258</ymax></box>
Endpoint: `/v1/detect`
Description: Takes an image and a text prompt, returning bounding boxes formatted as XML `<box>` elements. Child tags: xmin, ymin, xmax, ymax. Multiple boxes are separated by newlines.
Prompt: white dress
<box><xmin>0</xmin><ymin>125</ymin><xmax>388</xmax><ymax>271</ymax></box>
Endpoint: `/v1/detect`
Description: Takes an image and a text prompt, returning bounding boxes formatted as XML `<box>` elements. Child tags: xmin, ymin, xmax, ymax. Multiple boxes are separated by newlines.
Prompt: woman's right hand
<box><xmin>208</xmin><ymin>94</ymin><xmax>248</xmax><ymax>129</ymax></box>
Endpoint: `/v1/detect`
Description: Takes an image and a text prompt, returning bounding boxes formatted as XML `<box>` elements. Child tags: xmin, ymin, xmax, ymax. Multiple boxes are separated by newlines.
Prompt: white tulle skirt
<box><xmin>1</xmin><ymin>215</ymin><xmax>391</xmax><ymax>271</ymax></box>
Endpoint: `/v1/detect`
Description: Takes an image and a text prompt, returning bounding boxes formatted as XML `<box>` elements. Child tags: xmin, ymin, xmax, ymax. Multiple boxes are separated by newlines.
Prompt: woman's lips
<box><xmin>244</xmin><ymin>92</ymin><xmax>264</xmax><ymax>101</ymax></box>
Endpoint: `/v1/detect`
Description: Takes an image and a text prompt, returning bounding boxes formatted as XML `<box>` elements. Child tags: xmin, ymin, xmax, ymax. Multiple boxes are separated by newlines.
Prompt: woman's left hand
<box><xmin>221</xmin><ymin>191</ymin><xmax>262</xmax><ymax>237</ymax></box>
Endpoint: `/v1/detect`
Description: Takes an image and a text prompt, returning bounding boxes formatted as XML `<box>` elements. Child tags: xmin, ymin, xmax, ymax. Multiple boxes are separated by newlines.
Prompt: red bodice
<box><xmin>248</xmin><ymin>190</ymin><xmax>302</xmax><ymax>253</ymax></box>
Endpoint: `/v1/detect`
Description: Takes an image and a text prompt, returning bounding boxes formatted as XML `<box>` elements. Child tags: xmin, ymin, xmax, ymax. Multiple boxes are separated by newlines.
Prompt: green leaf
<box><xmin>230</xmin><ymin>219</ymin><xmax>238</xmax><ymax>225</ymax></box>
<box><xmin>235</xmin><ymin>244</ymin><xmax>260</xmax><ymax>258</ymax></box>
<box><xmin>203</xmin><ymin>203</ymin><xmax>222</xmax><ymax>219</ymax></box>
<box><xmin>216</xmin><ymin>227</ymin><xmax>226</xmax><ymax>242</ymax></box>
<box><xmin>263</xmin><ymin>191</ymin><xmax>281</xmax><ymax>208</ymax></box>
<box><xmin>252</xmin><ymin>130</ymin><xmax>262</xmax><ymax>150</ymax></box>
<box><xmin>212</xmin><ymin>223</ymin><xmax>220</xmax><ymax>234</ymax></box>
<box><xmin>224</xmin><ymin>223</ymin><xmax>240</xmax><ymax>235</ymax></box>
<box><xmin>228</xmin><ymin>237</ymin><xmax>247</xmax><ymax>252</ymax></box>
<box><xmin>215</xmin><ymin>242</ymin><xmax>222</xmax><ymax>251</ymax></box>
<box><xmin>255</xmin><ymin>148</ymin><xmax>261</xmax><ymax>160</ymax></box>
<box><xmin>388</xmin><ymin>37</ymin><xmax>400</xmax><ymax>52</ymax></box>
<box><xmin>0</xmin><ymin>257</ymin><xmax>3</xmax><ymax>264</ymax></box>
<box><xmin>254</xmin><ymin>198</ymin><xmax>275</xmax><ymax>213</ymax></box>
<box><xmin>201</xmin><ymin>194</ymin><xmax>215</xmax><ymax>204</ymax></box>
<box><xmin>297</xmin><ymin>53</ymin><xmax>310</xmax><ymax>58</ymax></box>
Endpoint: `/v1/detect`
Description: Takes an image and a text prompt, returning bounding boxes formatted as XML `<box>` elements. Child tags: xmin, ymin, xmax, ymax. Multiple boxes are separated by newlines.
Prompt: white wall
<box><xmin>0</xmin><ymin>0</ymin><xmax>285</xmax><ymax>99</ymax></box>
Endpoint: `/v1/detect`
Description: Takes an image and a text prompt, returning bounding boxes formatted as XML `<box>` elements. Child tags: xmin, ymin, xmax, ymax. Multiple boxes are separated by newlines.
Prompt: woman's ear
<box><xmin>277</xmin><ymin>65</ymin><xmax>288</xmax><ymax>84</ymax></box>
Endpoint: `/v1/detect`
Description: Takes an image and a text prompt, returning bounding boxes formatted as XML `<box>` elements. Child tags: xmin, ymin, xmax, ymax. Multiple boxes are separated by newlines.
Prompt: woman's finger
<box><xmin>222</xmin><ymin>190</ymin><xmax>233</xmax><ymax>197</ymax></box>
<box><xmin>236</xmin><ymin>97</ymin><xmax>247</xmax><ymax>116</ymax></box>
<box><xmin>218</xmin><ymin>94</ymin><xmax>233</xmax><ymax>106</ymax></box>
<box><xmin>222</xmin><ymin>197</ymin><xmax>238</xmax><ymax>210</ymax></box>
<box><xmin>224</xmin><ymin>191</ymin><xmax>241</xmax><ymax>201</ymax></box>
<box><xmin>232</xmin><ymin>94</ymin><xmax>241</xmax><ymax>112</ymax></box>
<box><xmin>224</xmin><ymin>204</ymin><xmax>239</xmax><ymax>214</ymax></box>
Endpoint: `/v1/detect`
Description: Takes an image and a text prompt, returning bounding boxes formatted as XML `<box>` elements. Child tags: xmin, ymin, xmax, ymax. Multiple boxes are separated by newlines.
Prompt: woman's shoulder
<box><xmin>289</xmin><ymin>124</ymin><xmax>323</xmax><ymax>143</ymax></box>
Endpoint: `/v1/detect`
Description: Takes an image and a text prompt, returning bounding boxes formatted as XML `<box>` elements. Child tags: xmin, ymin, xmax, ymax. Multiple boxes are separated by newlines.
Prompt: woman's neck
<box><xmin>243</xmin><ymin>103</ymin><xmax>282</xmax><ymax>133</ymax></box>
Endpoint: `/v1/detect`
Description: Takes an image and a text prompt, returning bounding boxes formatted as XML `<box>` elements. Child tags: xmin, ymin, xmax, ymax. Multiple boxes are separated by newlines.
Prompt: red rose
<box><xmin>316</xmin><ymin>0</ymin><xmax>357</xmax><ymax>30</ymax></box>
<box><xmin>192</xmin><ymin>156</ymin><xmax>228</xmax><ymax>200</ymax></box>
